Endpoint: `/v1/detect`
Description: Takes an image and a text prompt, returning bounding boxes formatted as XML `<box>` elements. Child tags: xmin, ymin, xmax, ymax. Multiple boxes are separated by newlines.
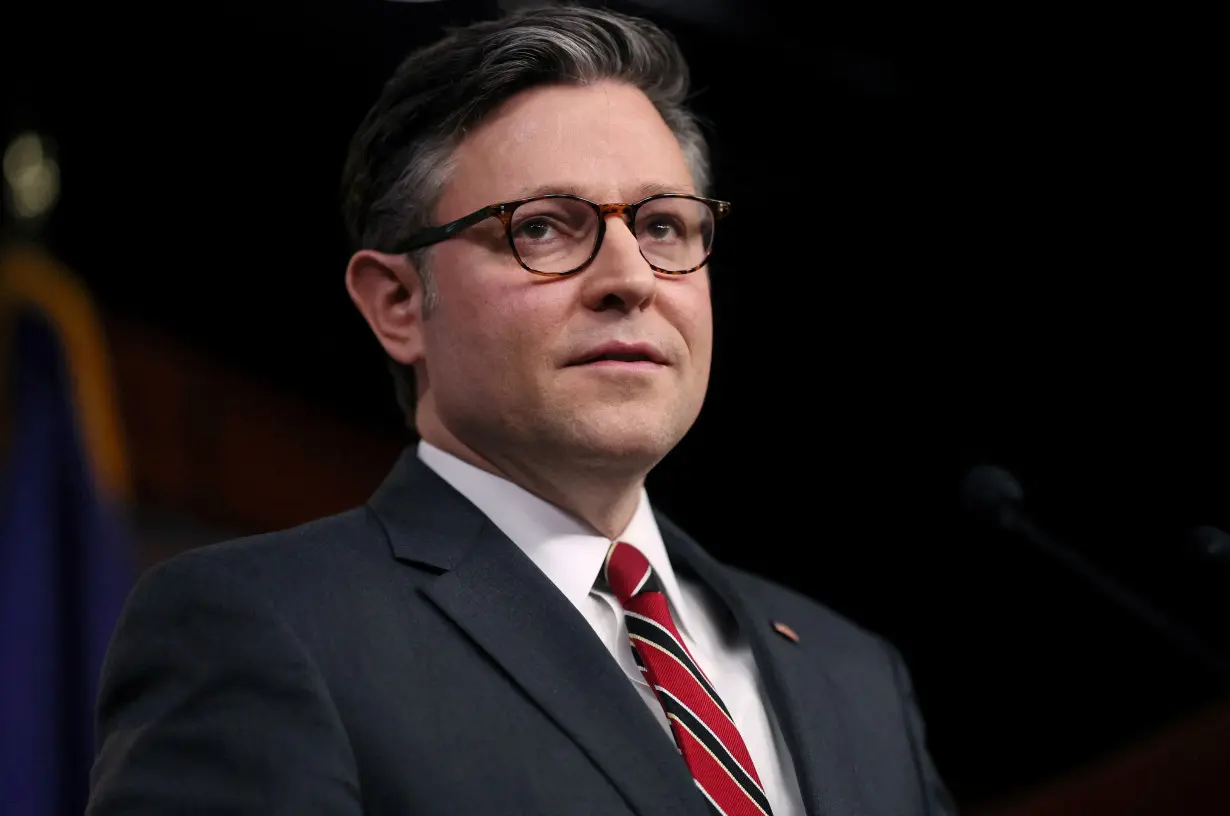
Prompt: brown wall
<box><xmin>981</xmin><ymin>699</ymin><xmax>1230</xmax><ymax>815</ymax></box>
<box><xmin>106</xmin><ymin>316</ymin><xmax>404</xmax><ymax>562</ymax></box>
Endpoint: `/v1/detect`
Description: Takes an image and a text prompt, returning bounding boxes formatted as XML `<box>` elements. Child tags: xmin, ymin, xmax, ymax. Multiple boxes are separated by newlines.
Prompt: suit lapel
<box><xmin>369</xmin><ymin>451</ymin><xmax>710</xmax><ymax>816</ymax></box>
<box><xmin>659</xmin><ymin>516</ymin><xmax>875</xmax><ymax>816</ymax></box>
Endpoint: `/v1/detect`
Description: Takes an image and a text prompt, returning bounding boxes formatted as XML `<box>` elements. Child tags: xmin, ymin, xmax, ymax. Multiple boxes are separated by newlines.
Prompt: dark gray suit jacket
<box><xmin>88</xmin><ymin>450</ymin><xmax>955</xmax><ymax>815</ymax></box>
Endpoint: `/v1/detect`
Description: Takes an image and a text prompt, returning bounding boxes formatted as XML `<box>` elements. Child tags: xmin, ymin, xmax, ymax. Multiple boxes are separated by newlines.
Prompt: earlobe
<box><xmin>345</xmin><ymin>250</ymin><xmax>425</xmax><ymax>366</ymax></box>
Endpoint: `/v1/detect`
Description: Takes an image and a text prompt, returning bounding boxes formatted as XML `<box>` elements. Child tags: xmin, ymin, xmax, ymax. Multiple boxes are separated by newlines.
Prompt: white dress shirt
<box><xmin>418</xmin><ymin>441</ymin><xmax>805</xmax><ymax>816</ymax></box>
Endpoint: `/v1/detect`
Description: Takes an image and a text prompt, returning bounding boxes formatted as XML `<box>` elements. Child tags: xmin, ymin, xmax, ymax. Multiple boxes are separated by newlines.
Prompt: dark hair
<box><xmin>341</xmin><ymin>5</ymin><xmax>710</xmax><ymax>429</ymax></box>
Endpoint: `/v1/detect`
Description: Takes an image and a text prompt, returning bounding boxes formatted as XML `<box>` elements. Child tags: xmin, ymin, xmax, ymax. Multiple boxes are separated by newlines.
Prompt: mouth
<box><xmin>567</xmin><ymin>343</ymin><xmax>668</xmax><ymax>367</ymax></box>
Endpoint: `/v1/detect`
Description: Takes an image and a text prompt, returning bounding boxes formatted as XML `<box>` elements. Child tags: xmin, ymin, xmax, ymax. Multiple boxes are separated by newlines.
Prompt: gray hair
<box><xmin>340</xmin><ymin>5</ymin><xmax>711</xmax><ymax>429</ymax></box>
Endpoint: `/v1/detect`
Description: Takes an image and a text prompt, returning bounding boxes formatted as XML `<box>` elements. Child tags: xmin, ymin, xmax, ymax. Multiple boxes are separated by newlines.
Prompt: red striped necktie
<box><xmin>602</xmin><ymin>540</ymin><xmax>773</xmax><ymax>816</ymax></box>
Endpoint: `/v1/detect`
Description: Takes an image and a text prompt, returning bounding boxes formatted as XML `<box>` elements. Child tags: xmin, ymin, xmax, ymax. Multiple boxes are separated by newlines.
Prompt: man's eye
<box><xmin>515</xmin><ymin>220</ymin><xmax>558</xmax><ymax>241</ymax></box>
<box><xmin>643</xmin><ymin>218</ymin><xmax>682</xmax><ymax>241</ymax></box>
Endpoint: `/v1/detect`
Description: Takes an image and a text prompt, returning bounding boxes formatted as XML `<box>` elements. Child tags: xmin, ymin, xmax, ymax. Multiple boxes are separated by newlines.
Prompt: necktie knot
<box><xmin>602</xmin><ymin>540</ymin><xmax>664</xmax><ymax>605</ymax></box>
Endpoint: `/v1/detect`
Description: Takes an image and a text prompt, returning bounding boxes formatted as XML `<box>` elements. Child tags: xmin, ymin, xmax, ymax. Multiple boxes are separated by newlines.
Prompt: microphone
<box><xmin>961</xmin><ymin>465</ymin><xmax>1230</xmax><ymax>688</ymax></box>
<box><xmin>1191</xmin><ymin>525</ymin><xmax>1230</xmax><ymax>567</ymax></box>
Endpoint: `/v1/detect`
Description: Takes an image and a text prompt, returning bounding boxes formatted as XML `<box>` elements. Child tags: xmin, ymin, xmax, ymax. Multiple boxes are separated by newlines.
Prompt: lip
<box><xmin>566</xmin><ymin>341</ymin><xmax>669</xmax><ymax>367</ymax></box>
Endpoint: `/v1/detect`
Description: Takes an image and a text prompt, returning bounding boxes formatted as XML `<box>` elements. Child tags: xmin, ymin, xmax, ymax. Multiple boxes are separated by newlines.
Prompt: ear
<box><xmin>345</xmin><ymin>249</ymin><xmax>426</xmax><ymax>366</ymax></box>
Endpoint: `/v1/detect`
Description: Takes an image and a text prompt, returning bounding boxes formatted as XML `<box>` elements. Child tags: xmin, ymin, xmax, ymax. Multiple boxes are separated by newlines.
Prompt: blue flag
<box><xmin>1</xmin><ymin>308</ymin><xmax>134</xmax><ymax>816</ymax></box>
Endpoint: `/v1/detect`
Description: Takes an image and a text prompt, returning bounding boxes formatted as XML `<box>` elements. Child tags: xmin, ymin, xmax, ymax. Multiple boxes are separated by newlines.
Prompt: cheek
<box><xmin>673</xmin><ymin>279</ymin><xmax>715</xmax><ymax>366</ymax></box>
<box><xmin>430</xmin><ymin>270</ymin><xmax>570</xmax><ymax>393</ymax></box>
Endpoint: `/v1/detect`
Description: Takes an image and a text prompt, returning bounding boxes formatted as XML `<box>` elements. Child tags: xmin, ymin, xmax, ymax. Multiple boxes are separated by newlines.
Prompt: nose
<box><xmin>579</xmin><ymin>213</ymin><xmax>657</xmax><ymax>313</ymax></box>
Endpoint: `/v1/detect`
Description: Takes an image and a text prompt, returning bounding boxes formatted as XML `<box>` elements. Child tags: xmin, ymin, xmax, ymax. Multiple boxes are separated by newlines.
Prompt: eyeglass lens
<box><xmin>508</xmin><ymin>197</ymin><xmax>716</xmax><ymax>274</ymax></box>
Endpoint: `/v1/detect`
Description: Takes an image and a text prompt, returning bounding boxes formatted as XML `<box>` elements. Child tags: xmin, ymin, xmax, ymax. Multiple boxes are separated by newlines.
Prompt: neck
<box><xmin>418</xmin><ymin>415</ymin><xmax>647</xmax><ymax>540</ymax></box>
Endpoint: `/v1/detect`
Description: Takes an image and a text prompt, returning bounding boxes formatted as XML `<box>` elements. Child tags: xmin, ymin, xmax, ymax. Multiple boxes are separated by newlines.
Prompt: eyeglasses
<box><xmin>392</xmin><ymin>193</ymin><xmax>732</xmax><ymax>276</ymax></box>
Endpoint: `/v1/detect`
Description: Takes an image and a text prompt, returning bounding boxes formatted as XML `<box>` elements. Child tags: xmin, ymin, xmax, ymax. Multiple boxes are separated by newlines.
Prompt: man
<box><xmin>88</xmin><ymin>7</ymin><xmax>955</xmax><ymax>815</ymax></box>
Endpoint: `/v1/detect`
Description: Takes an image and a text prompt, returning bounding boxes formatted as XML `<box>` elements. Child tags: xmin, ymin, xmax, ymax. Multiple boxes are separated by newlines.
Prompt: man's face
<box><xmin>417</xmin><ymin>80</ymin><xmax>713</xmax><ymax>470</ymax></box>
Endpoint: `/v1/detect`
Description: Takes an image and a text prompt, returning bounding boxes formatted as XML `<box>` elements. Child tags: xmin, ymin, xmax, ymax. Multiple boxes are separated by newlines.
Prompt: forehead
<box><xmin>441</xmin><ymin>80</ymin><xmax>695</xmax><ymax>212</ymax></box>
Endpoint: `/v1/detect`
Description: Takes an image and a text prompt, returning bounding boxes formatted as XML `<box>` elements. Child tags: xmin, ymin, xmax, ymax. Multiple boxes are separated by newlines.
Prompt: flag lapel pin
<box><xmin>772</xmin><ymin>621</ymin><xmax>799</xmax><ymax>643</ymax></box>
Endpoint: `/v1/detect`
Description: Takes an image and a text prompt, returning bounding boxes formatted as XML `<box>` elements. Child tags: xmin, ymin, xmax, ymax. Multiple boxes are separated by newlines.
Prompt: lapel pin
<box><xmin>772</xmin><ymin>621</ymin><xmax>799</xmax><ymax>643</ymax></box>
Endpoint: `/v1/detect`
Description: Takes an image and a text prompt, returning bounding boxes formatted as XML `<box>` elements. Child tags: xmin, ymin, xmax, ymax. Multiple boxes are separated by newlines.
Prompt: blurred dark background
<box><xmin>2</xmin><ymin>0</ymin><xmax>1225</xmax><ymax>811</ymax></box>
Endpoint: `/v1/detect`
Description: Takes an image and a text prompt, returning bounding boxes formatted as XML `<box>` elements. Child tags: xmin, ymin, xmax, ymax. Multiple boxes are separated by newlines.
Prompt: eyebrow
<box><xmin>510</xmin><ymin>181</ymin><xmax>694</xmax><ymax>201</ymax></box>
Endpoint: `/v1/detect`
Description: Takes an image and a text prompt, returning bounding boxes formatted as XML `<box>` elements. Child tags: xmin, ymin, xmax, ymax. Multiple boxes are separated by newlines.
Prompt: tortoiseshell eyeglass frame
<box><xmin>391</xmin><ymin>193</ymin><xmax>732</xmax><ymax>277</ymax></box>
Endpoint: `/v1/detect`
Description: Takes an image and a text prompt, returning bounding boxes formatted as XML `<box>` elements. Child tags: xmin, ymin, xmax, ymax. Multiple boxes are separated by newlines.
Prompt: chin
<box><xmin>559</xmin><ymin>405</ymin><xmax>692</xmax><ymax>466</ymax></box>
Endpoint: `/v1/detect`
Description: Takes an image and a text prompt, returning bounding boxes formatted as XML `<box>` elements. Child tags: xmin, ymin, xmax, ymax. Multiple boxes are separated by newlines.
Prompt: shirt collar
<box><xmin>416</xmin><ymin>440</ymin><xmax>697</xmax><ymax>639</ymax></box>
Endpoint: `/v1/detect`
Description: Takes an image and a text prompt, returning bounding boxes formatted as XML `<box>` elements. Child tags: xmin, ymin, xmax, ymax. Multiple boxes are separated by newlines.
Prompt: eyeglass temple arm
<box><xmin>392</xmin><ymin>204</ymin><xmax>503</xmax><ymax>254</ymax></box>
